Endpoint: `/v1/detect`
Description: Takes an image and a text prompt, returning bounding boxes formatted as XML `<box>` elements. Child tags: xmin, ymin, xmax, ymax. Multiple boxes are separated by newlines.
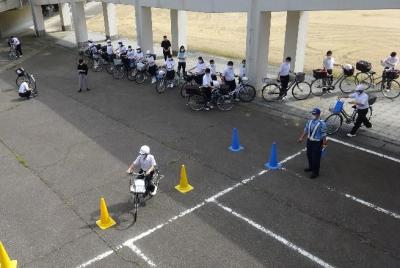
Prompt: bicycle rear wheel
<box><xmin>355</xmin><ymin>72</ymin><xmax>372</xmax><ymax>90</ymax></box>
<box><xmin>180</xmin><ymin>82</ymin><xmax>191</xmax><ymax>98</ymax></box>
<box><xmin>382</xmin><ymin>80</ymin><xmax>400</xmax><ymax>99</ymax></box>
<box><xmin>262</xmin><ymin>83</ymin><xmax>280</xmax><ymax>102</ymax></box>
<box><xmin>339</xmin><ymin>75</ymin><xmax>356</xmax><ymax>93</ymax></box>
<box><xmin>135</xmin><ymin>72</ymin><xmax>146</xmax><ymax>84</ymax></box>
<box><xmin>187</xmin><ymin>94</ymin><xmax>206</xmax><ymax>111</ymax></box>
<box><xmin>156</xmin><ymin>79</ymin><xmax>166</xmax><ymax>94</ymax></box>
<box><xmin>238</xmin><ymin>84</ymin><xmax>256</xmax><ymax>102</ymax></box>
<box><xmin>292</xmin><ymin>82</ymin><xmax>311</xmax><ymax>100</ymax></box>
<box><xmin>325</xmin><ymin>114</ymin><xmax>343</xmax><ymax>135</ymax></box>
<box><xmin>217</xmin><ymin>95</ymin><xmax>234</xmax><ymax>111</ymax></box>
<box><xmin>113</xmin><ymin>66</ymin><xmax>125</xmax><ymax>80</ymax></box>
<box><xmin>310</xmin><ymin>79</ymin><xmax>326</xmax><ymax>96</ymax></box>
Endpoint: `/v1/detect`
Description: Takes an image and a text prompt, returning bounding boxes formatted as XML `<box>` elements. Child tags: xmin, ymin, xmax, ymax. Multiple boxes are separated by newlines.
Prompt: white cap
<box><xmin>356</xmin><ymin>84</ymin><xmax>366</xmax><ymax>92</ymax></box>
<box><xmin>106</xmin><ymin>39</ymin><xmax>111</xmax><ymax>43</ymax></box>
<box><xmin>139</xmin><ymin>145</ymin><xmax>150</xmax><ymax>154</ymax></box>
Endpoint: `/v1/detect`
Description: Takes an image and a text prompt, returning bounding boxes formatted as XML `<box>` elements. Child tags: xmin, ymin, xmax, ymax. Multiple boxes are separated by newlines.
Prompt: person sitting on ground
<box><xmin>165</xmin><ymin>54</ymin><xmax>176</xmax><ymax>87</ymax></box>
<box><xmin>106</xmin><ymin>39</ymin><xmax>114</xmax><ymax>62</ymax></box>
<box><xmin>209</xmin><ymin>59</ymin><xmax>217</xmax><ymax>81</ymax></box>
<box><xmin>177</xmin><ymin>45</ymin><xmax>187</xmax><ymax>76</ymax></box>
<box><xmin>126</xmin><ymin>145</ymin><xmax>158</xmax><ymax>197</ymax></box>
<box><xmin>342</xmin><ymin>84</ymin><xmax>372</xmax><ymax>137</ymax></box>
<box><xmin>381</xmin><ymin>52</ymin><xmax>399</xmax><ymax>69</ymax></box>
<box><xmin>189</xmin><ymin>57</ymin><xmax>206</xmax><ymax>85</ymax></box>
<box><xmin>145</xmin><ymin>50</ymin><xmax>157</xmax><ymax>84</ymax></box>
<box><xmin>278</xmin><ymin>57</ymin><xmax>291</xmax><ymax>100</ymax></box>
<box><xmin>239</xmin><ymin>59</ymin><xmax>246</xmax><ymax>82</ymax></box>
<box><xmin>18</xmin><ymin>81</ymin><xmax>32</xmax><ymax>99</ymax></box>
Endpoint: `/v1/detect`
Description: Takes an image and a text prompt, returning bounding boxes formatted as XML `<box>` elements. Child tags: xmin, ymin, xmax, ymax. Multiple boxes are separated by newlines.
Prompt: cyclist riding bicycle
<box><xmin>381</xmin><ymin>52</ymin><xmax>399</xmax><ymax>69</ymax></box>
<box><xmin>145</xmin><ymin>50</ymin><xmax>157</xmax><ymax>83</ymax></box>
<box><xmin>135</xmin><ymin>47</ymin><xmax>144</xmax><ymax>62</ymax></box>
<box><xmin>126</xmin><ymin>145</ymin><xmax>158</xmax><ymax>197</ymax></box>
<box><xmin>202</xmin><ymin>68</ymin><xmax>220</xmax><ymax>110</ymax></box>
<box><xmin>189</xmin><ymin>57</ymin><xmax>206</xmax><ymax>85</ymax></box>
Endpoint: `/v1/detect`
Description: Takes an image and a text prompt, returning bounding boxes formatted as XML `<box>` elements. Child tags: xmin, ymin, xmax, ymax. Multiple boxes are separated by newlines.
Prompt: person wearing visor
<box><xmin>298</xmin><ymin>108</ymin><xmax>327</xmax><ymax>179</ymax></box>
<box><xmin>343</xmin><ymin>84</ymin><xmax>372</xmax><ymax>137</ymax></box>
<box><xmin>126</xmin><ymin>145</ymin><xmax>158</xmax><ymax>196</ymax></box>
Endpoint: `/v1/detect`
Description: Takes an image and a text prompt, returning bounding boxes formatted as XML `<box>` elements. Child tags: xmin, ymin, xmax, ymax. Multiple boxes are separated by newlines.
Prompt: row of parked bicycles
<box><xmin>262</xmin><ymin>61</ymin><xmax>400</xmax><ymax>101</ymax></box>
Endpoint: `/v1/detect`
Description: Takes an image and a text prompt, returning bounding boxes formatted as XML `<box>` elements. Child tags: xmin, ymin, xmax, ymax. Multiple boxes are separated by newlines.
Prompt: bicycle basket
<box><xmin>313</xmin><ymin>69</ymin><xmax>328</xmax><ymax>79</ymax></box>
<box><xmin>296</xmin><ymin>72</ymin><xmax>305</xmax><ymax>82</ymax></box>
<box><xmin>332</xmin><ymin>100</ymin><xmax>344</xmax><ymax>114</ymax></box>
<box><xmin>16</xmin><ymin>68</ymin><xmax>25</xmax><ymax>77</ymax></box>
<box><xmin>113</xmin><ymin>58</ymin><xmax>122</xmax><ymax>65</ymax></box>
<box><xmin>136</xmin><ymin>62</ymin><xmax>145</xmax><ymax>71</ymax></box>
<box><xmin>384</xmin><ymin>70</ymin><xmax>400</xmax><ymax>80</ymax></box>
<box><xmin>131</xmin><ymin>179</ymin><xmax>146</xmax><ymax>193</ymax></box>
<box><xmin>356</xmin><ymin>60</ymin><xmax>372</xmax><ymax>73</ymax></box>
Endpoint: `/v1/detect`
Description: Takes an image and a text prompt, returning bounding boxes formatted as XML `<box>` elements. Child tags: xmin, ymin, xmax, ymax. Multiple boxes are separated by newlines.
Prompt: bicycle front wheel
<box><xmin>113</xmin><ymin>66</ymin><xmax>125</xmax><ymax>80</ymax></box>
<box><xmin>310</xmin><ymin>79</ymin><xmax>325</xmax><ymax>96</ymax></box>
<box><xmin>238</xmin><ymin>84</ymin><xmax>256</xmax><ymax>102</ymax></box>
<box><xmin>292</xmin><ymin>82</ymin><xmax>311</xmax><ymax>100</ymax></box>
<box><xmin>355</xmin><ymin>72</ymin><xmax>372</xmax><ymax>90</ymax></box>
<box><xmin>106</xmin><ymin>64</ymin><xmax>114</xmax><ymax>74</ymax></box>
<box><xmin>180</xmin><ymin>82</ymin><xmax>190</xmax><ymax>98</ymax></box>
<box><xmin>217</xmin><ymin>95</ymin><xmax>234</xmax><ymax>111</ymax></box>
<box><xmin>135</xmin><ymin>72</ymin><xmax>146</xmax><ymax>84</ymax></box>
<box><xmin>325</xmin><ymin>114</ymin><xmax>343</xmax><ymax>135</ymax></box>
<box><xmin>156</xmin><ymin>79</ymin><xmax>166</xmax><ymax>94</ymax></box>
<box><xmin>262</xmin><ymin>83</ymin><xmax>280</xmax><ymax>102</ymax></box>
<box><xmin>382</xmin><ymin>80</ymin><xmax>400</xmax><ymax>99</ymax></box>
<box><xmin>133</xmin><ymin>194</ymin><xmax>139</xmax><ymax>222</ymax></box>
<box><xmin>339</xmin><ymin>75</ymin><xmax>356</xmax><ymax>93</ymax></box>
<box><xmin>127</xmin><ymin>69</ymin><xmax>137</xmax><ymax>81</ymax></box>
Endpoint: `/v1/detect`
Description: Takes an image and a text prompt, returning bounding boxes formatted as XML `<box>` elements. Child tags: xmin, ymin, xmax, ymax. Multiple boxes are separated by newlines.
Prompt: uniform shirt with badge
<box><xmin>279</xmin><ymin>62</ymin><xmax>290</xmax><ymax>76</ymax></box>
<box><xmin>304</xmin><ymin>119</ymin><xmax>327</xmax><ymax>141</ymax></box>
<box><xmin>350</xmin><ymin>92</ymin><xmax>369</xmax><ymax>110</ymax></box>
<box><xmin>223</xmin><ymin>67</ymin><xmax>235</xmax><ymax>81</ymax></box>
<box><xmin>133</xmin><ymin>154</ymin><xmax>157</xmax><ymax>172</ymax></box>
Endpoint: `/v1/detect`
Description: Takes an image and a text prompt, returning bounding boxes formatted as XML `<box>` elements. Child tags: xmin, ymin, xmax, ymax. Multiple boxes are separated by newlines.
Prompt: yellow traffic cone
<box><xmin>175</xmin><ymin>165</ymin><xmax>193</xmax><ymax>193</ymax></box>
<box><xmin>0</xmin><ymin>241</ymin><xmax>17</xmax><ymax>268</ymax></box>
<box><xmin>96</xmin><ymin>197</ymin><xmax>116</xmax><ymax>230</ymax></box>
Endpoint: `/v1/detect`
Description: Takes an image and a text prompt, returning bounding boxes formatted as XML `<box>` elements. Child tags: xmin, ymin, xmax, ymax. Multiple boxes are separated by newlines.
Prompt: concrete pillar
<box><xmin>245</xmin><ymin>4</ymin><xmax>271</xmax><ymax>90</ymax></box>
<box><xmin>170</xmin><ymin>9</ymin><xmax>187</xmax><ymax>56</ymax></box>
<box><xmin>71</xmin><ymin>2</ymin><xmax>88</xmax><ymax>48</ymax></box>
<box><xmin>135</xmin><ymin>4</ymin><xmax>153</xmax><ymax>52</ymax></box>
<box><xmin>283</xmin><ymin>11</ymin><xmax>309</xmax><ymax>72</ymax></box>
<box><xmin>102</xmin><ymin>2</ymin><xmax>118</xmax><ymax>40</ymax></box>
<box><xmin>31</xmin><ymin>5</ymin><xmax>46</xmax><ymax>37</ymax></box>
<box><xmin>59</xmin><ymin>3</ymin><xmax>72</xmax><ymax>31</ymax></box>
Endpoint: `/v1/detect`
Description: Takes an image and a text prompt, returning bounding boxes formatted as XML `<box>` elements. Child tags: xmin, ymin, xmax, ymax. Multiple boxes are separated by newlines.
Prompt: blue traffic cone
<box><xmin>265</xmin><ymin>142</ymin><xmax>281</xmax><ymax>169</ymax></box>
<box><xmin>228</xmin><ymin>128</ymin><xmax>244</xmax><ymax>152</ymax></box>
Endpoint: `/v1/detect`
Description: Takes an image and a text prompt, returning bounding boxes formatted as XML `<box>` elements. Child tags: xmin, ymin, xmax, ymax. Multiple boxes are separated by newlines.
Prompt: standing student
<box><xmin>77</xmin><ymin>59</ymin><xmax>90</xmax><ymax>92</ymax></box>
<box><xmin>209</xmin><ymin>59</ymin><xmax>217</xmax><ymax>81</ymax></box>
<box><xmin>239</xmin><ymin>59</ymin><xmax>246</xmax><ymax>82</ymax></box>
<box><xmin>165</xmin><ymin>54</ymin><xmax>176</xmax><ymax>87</ymax></box>
<box><xmin>106</xmin><ymin>39</ymin><xmax>114</xmax><ymax>62</ymax></box>
<box><xmin>323</xmin><ymin>51</ymin><xmax>339</xmax><ymax>85</ymax></box>
<box><xmin>177</xmin><ymin>45</ymin><xmax>187</xmax><ymax>76</ymax></box>
<box><xmin>161</xmin><ymin>35</ymin><xmax>172</xmax><ymax>61</ymax></box>
<box><xmin>298</xmin><ymin>108</ymin><xmax>327</xmax><ymax>179</ymax></box>
<box><xmin>278</xmin><ymin>57</ymin><xmax>291</xmax><ymax>100</ymax></box>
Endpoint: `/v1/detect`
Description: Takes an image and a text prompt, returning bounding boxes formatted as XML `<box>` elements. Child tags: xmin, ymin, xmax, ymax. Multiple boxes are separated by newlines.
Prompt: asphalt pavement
<box><xmin>0</xmin><ymin>39</ymin><xmax>399</xmax><ymax>268</ymax></box>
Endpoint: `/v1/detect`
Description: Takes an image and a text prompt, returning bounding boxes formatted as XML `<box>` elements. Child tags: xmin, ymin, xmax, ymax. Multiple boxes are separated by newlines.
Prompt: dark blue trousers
<box><xmin>307</xmin><ymin>139</ymin><xmax>323</xmax><ymax>176</ymax></box>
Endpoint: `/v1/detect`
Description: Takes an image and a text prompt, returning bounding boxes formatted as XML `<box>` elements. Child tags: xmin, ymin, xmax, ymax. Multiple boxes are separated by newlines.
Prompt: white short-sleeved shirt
<box><xmin>239</xmin><ymin>64</ymin><xmax>246</xmax><ymax>78</ymax></box>
<box><xmin>202</xmin><ymin>74</ymin><xmax>212</xmax><ymax>87</ymax></box>
<box><xmin>166</xmin><ymin>59</ymin><xmax>175</xmax><ymax>70</ymax></box>
<box><xmin>106</xmin><ymin>45</ymin><xmax>113</xmax><ymax>55</ymax></box>
<box><xmin>323</xmin><ymin>56</ymin><xmax>335</xmax><ymax>70</ymax></box>
<box><xmin>127</xmin><ymin>50</ymin><xmax>135</xmax><ymax>59</ymax></box>
<box><xmin>383</xmin><ymin>56</ymin><xmax>399</xmax><ymax>68</ymax></box>
<box><xmin>146</xmin><ymin>55</ymin><xmax>155</xmax><ymax>66</ymax></box>
<box><xmin>118</xmin><ymin>46</ymin><xmax>127</xmax><ymax>54</ymax></box>
<box><xmin>209</xmin><ymin>64</ymin><xmax>217</xmax><ymax>75</ymax></box>
<box><xmin>12</xmin><ymin>37</ymin><xmax>20</xmax><ymax>45</ymax></box>
<box><xmin>19</xmin><ymin>82</ymin><xmax>29</xmax><ymax>93</ymax></box>
<box><xmin>133</xmin><ymin>154</ymin><xmax>157</xmax><ymax>172</ymax></box>
<box><xmin>279</xmin><ymin>62</ymin><xmax>290</xmax><ymax>76</ymax></box>
<box><xmin>350</xmin><ymin>92</ymin><xmax>369</xmax><ymax>110</ymax></box>
<box><xmin>195</xmin><ymin>62</ymin><xmax>206</xmax><ymax>74</ymax></box>
<box><xmin>223</xmin><ymin>67</ymin><xmax>235</xmax><ymax>81</ymax></box>
<box><xmin>135</xmin><ymin>52</ymin><xmax>144</xmax><ymax>61</ymax></box>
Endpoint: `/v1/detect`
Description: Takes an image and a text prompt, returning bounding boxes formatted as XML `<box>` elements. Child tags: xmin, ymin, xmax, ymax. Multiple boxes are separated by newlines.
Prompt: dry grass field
<box><xmin>87</xmin><ymin>7</ymin><xmax>400</xmax><ymax>71</ymax></box>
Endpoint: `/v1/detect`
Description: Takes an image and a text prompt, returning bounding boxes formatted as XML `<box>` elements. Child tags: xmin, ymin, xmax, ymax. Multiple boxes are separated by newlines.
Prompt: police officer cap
<box><xmin>356</xmin><ymin>84</ymin><xmax>366</xmax><ymax>92</ymax></box>
<box><xmin>311</xmin><ymin>108</ymin><xmax>321</xmax><ymax>115</ymax></box>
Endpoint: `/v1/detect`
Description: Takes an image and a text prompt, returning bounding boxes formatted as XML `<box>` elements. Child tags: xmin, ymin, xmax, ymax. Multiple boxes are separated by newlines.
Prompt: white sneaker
<box><xmin>150</xmin><ymin>185</ymin><xmax>158</xmax><ymax>196</ymax></box>
<box><xmin>151</xmin><ymin>77</ymin><xmax>156</xmax><ymax>84</ymax></box>
<box><xmin>346</xmin><ymin>133</ymin><xmax>357</xmax><ymax>137</ymax></box>
<box><xmin>130</xmin><ymin>185</ymin><xmax>135</xmax><ymax>192</ymax></box>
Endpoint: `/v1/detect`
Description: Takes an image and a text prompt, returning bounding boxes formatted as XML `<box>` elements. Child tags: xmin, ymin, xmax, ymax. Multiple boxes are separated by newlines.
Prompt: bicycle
<box><xmin>155</xmin><ymin>68</ymin><xmax>179</xmax><ymax>94</ymax></box>
<box><xmin>221</xmin><ymin>75</ymin><xmax>256</xmax><ymax>102</ymax></box>
<box><xmin>8</xmin><ymin>44</ymin><xmax>19</xmax><ymax>60</ymax></box>
<box><xmin>16</xmin><ymin>68</ymin><xmax>37</xmax><ymax>91</ymax></box>
<box><xmin>91</xmin><ymin>52</ymin><xmax>109</xmax><ymax>72</ymax></box>
<box><xmin>324</xmin><ymin>96</ymin><xmax>376</xmax><ymax>135</ymax></box>
<box><xmin>186</xmin><ymin>85</ymin><xmax>234</xmax><ymax>111</ymax></box>
<box><xmin>354</xmin><ymin>68</ymin><xmax>400</xmax><ymax>99</ymax></box>
<box><xmin>262</xmin><ymin>72</ymin><xmax>311</xmax><ymax>101</ymax></box>
<box><xmin>310</xmin><ymin>66</ymin><xmax>355</xmax><ymax>96</ymax></box>
<box><xmin>129</xmin><ymin>170</ymin><xmax>164</xmax><ymax>222</ymax></box>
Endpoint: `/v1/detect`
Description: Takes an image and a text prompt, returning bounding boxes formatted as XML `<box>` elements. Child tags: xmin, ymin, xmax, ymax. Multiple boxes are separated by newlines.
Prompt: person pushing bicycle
<box><xmin>126</xmin><ymin>145</ymin><xmax>158</xmax><ymax>197</ymax></box>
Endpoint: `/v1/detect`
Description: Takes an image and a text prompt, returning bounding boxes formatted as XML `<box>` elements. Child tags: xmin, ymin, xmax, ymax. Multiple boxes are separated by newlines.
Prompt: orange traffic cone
<box><xmin>0</xmin><ymin>241</ymin><xmax>17</xmax><ymax>268</ymax></box>
<box><xmin>96</xmin><ymin>197</ymin><xmax>116</xmax><ymax>230</ymax></box>
<box><xmin>175</xmin><ymin>165</ymin><xmax>193</xmax><ymax>193</ymax></box>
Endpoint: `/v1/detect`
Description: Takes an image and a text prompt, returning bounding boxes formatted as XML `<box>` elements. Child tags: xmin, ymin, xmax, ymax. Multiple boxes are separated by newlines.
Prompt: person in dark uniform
<box><xmin>161</xmin><ymin>35</ymin><xmax>172</xmax><ymax>61</ymax></box>
<box><xmin>298</xmin><ymin>108</ymin><xmax>327</xmax><ymax>179</ymax></box>
<box><xmin>77</xmin><ymin>59</ymin><xmax>90</xmax><ymax>92</ymax></box>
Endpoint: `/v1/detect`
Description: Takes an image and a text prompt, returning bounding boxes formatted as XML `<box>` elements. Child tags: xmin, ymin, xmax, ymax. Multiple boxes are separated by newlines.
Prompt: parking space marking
<box><xmin>326</xmin><ymin>187</ymin><xmax>400</xmax><ymax>220</ymax></box>
<box><xmin>213</xmin><ymin>200</ymin><xmax>335</xmax><ymax>268</ymax></box>
<box><xmin>76</xmin><ymin>148</ymin><xmax>306</xmax><ymax>267</ymax></box>
<box><xmin>328</xmin><ymin>137</ymin><xmax>400</xmax><ymax>164</ymax></box>
<box><xmin>125</xmin><ymin>244</ymin><xmax>156</xmax><ymax>267</ymax></box>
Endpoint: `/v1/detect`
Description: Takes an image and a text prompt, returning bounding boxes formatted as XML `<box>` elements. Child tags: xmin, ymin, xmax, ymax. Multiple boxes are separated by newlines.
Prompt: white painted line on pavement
<box><xmin>125</xmin><ymin>244</ymin><xmax>157</xmax><ymax>267</ymax></box>
<box><xmin>76</xmin><ymin>149</ymin><xmax>305</xmax><ymax>268</ymax></box>
<box><xmin>213</xmin><ymin>201</ymin><xmax>335</xmax><ymax>268</ymax></box>
<box><xmin>328</xmin><ymin>137</ymin><xmax>400</xmax><ymax>164</ymax></box>
<box><xmin>326</xmin><ymin>187</ymin><xmax>400</xmax><ymax>220</ymax></box>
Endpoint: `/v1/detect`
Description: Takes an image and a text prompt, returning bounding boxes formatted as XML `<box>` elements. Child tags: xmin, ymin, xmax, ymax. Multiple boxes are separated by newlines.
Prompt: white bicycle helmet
<box><xmin>106</xmin><ymin>39</ymin><xmax>111</xmax><ymax>43</ymax></box>
<box><xmin>139</xmin><ymin>145</ymin><xmax>150</xmax><ymax>155</ymax></box>
<box><xmin>343</xmin><ymin>64</ymin><xmax>353</xmax><ymax>70</ymax></box>
<box><xmin>355</xmin><ymin>84</ymin><xmax>366</xmax><ymax>92</ymax></box>
<box><xmin>146</xmin><ymin>50</ymin><xmax>151</xmax><ymax>55</ymax></box>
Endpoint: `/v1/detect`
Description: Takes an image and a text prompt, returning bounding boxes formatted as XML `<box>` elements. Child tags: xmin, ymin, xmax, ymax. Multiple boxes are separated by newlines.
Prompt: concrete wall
<box><xmin>0</xmin><ymin>0</ymin><xmax>22</xmax><ymax>13</ymax></box>
<box><xmin>0</xmin><ymin>3</ymin><xmax>33</xmax><ymax>38</ymax></box>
